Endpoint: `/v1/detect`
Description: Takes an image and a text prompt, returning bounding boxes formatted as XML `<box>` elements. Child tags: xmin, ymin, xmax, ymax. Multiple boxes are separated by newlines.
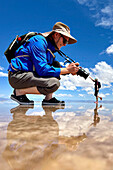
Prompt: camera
<box><xmin>77</xmin><ymin>68</ymin><xmax>89</xmax><ymax>79</ymax></box>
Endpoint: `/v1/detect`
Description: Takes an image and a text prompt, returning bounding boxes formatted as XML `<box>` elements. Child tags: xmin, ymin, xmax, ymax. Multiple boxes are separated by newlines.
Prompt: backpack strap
<box><xmin>33</xmin><ymin>49</ymin><xmax>55</xmax><ymax>71</ymax></box>
<box><xmin>10</xmin><ymin>63</ymin><xmax>18</xmax><ymax>71</ymax></box>
<box><xmin>47</xmin><ymin>48</ymin><xmax>55</xmax><ymax>58</ymax></box>
<box><xmin>15</xmin><ymin>55</ymin><xmax>30</xmax><ymax>59</ymax></box>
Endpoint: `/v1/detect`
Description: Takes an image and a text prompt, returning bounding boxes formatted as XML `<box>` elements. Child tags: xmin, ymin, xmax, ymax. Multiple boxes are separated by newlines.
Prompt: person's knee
<box><xmin>50</xmin><ymin>78</ymin><xmax>60</xmax><ymax>91</ymax></box>
<box><xmin>45</xmin><ymin>78</ymin><xmax>60</xmax><ymax>94</ymax></box>
<box><xmin>37</xmin><ymin>78</ymin><xmax>60</xmax><ymax>95</ymax></box>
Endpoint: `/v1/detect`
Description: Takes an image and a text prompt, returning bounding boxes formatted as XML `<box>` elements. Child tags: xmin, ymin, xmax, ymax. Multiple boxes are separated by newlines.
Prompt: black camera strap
<box><xmin>57</xmin><ymin>50</ymin><xmax>75</xmax><ymax>63</ymax></box>
<box><xmin>47</xmin><ymin>35</ymin><xmax>74</xmax><ymax>63</ymax></box>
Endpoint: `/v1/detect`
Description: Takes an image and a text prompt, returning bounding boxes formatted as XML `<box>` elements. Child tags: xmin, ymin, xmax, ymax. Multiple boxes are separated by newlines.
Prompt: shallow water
<box><xmin>0</xmin><ymin>100</ymin><xmax>113</xmax><ymax>170</ymax></box>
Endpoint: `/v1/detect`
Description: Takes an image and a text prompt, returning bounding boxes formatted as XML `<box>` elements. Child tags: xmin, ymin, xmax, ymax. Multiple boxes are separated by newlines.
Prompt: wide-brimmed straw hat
<box><xmin>40</xmin><ymin>22</ymin><xmax>77</xmax><ymax>44</ymax></box>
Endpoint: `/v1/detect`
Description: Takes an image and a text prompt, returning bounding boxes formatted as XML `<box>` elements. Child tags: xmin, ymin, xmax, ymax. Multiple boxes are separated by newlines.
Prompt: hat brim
<box><xmin>40</xmin><ymin>30</ymin><xmax>77</xmax><ymax>44</ymax></box>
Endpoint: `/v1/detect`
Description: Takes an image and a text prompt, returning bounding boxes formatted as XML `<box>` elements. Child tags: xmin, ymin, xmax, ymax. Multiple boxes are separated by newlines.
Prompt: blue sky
<box><xmin>0</xmin><ymin>0</ymin><xmax>113</xmax><ymax>101</ymax></box>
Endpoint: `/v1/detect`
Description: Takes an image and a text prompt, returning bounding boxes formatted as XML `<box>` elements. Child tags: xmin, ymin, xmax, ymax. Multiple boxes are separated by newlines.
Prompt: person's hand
<box><xmin>74</xmin><ymin>62</ymin><xmax>79</xmax><ymax>66</ymax></box>
<box><xmin>66</xmin><ymin>62</ymin><xmax>79</xmax><ymax>75</ymax></box>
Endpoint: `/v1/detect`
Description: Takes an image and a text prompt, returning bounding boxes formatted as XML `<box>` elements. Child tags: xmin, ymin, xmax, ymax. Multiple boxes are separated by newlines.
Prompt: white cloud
<box><xmin>96</xmin><ymin>5</ymin><xmax>113</xmax><ymax>28</ymax></box>
<box><xmin>101</xmin><ymin>6</ymin><xmax>113</xmax><ymax>16</ymax></box>
<box><xmin>98</xmin><ymin>93</ymin><xmax>105</xmax><ymax>98</ymax></box>
<box><xmin>96</xmin><ymin>9</ymin><xmax>113</xmax><ymax>28</ymax></box>
<box><xmin>55</xmin><ymin>109</ymin><xmax>93</xmax><ymax>136</ymax></box>
<box><xmin>54</xmin><ymin>105</ymin><xmax>113</xmax><ymax>140</ymax></box>
<box><xmin>91</xmin><ymin>61</ymin><xmax>113</xmax><ymax>85</ymax></box>
<box><xmin>0</xmin><ymin>72</ymin><xmax>8</xmax><ymax>77</ymax></box>
<box><xmin>76</xmin><ymin>0</ymin><xmax>96</xmax><ymax>7</ymax></box>
<box><xmin>60</xmin><ymin>75</ymin><xmax>77</xmax><ymax>90</ymax></box>
<box><xmin>60</xmin><ymin>61</ymin><xmax>113</xmax><ymax>98</ymax></box>
<box><xmin>105</xmin><ymin>93</ymin><xmax>110</xmax><ymax>96</ymax></box>
<box><xmin>76</xmin><ymin>0</ymin><xmax>89</xmax><ymax>5</ymax></box>
<box><xmin>60</xmin><ymin>70</ymin><xmax>93</xmax><ymax>91</ymax></box>
<box><xmin>78</xmin><ymin>106</ymin><xmax>85</xmax><ymax>109</ymax></box>
<box><xmin>82</xmin><ymin>87</ymin><xmax>93</xmax><ymax>92</ymax></box>
<box><xmin>79</xmin><ymin>94</ymin><xmax>84</xmax><ymax>97</ymax></box>
<box><xmin>96</xmin><ymin>17</ymin><xmax>113</xmax><ymax>27</ymax></box>
<box><xmin>55</xmin><ymin>93</ymin><xmax>73</xmax><ymax>97</ymax></box>
<box><xmin>106</xmin><ymin>44</ymin><xmax>113</xmax><ymax>54</ymax></box>
<box><xmin>0</xmin><ymin>66</ymin><xmax>4</xmax><ymax>70</ymax></box>
<box><xmin>76</xmin><ymin>0</ymin><xmax>113</xmax><ymax>30</ymax></box>
<box><xmin>0</xmin><ymin>94</ymin><xmax>5</xmax><ymax>97</ymax></box>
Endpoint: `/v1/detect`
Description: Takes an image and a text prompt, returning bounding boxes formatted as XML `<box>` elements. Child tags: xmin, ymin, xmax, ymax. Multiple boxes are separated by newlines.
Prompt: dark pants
<box><xmin>8</xmin><ymin>71</ymin><xmax>60</xmax><ymax>95</ymax></box>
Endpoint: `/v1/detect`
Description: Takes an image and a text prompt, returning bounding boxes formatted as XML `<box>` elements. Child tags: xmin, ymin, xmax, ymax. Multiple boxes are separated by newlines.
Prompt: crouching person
<box><xmin>8</xmin><ymin>22</ymin><xmax>79</xmax><ymax>105</ymax></box>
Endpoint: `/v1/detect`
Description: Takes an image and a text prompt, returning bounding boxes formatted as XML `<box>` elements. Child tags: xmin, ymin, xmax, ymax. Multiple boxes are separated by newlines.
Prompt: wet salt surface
<box><xmin>0</xmin><ymin>101</ymin><xmax>113</xmax><ymax>170</ymax></box>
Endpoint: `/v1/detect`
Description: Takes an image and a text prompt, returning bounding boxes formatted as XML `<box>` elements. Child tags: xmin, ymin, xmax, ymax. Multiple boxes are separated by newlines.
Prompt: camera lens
<box><xmin>77</xmin><ymin>68</ymin><xmax>89</xmax><ymax>79</ymax></box>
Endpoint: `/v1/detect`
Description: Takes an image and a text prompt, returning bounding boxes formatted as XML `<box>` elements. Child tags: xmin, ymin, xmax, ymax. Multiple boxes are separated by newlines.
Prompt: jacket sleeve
<box><xmin>29</xmin><ymin>36</ymin><xmax>61</xmax><ymax>77</ymax></box>
<box><xmin>53</xmin><ymin>58</ymin><xmax>66</xmax><ymax>68</ymax></box>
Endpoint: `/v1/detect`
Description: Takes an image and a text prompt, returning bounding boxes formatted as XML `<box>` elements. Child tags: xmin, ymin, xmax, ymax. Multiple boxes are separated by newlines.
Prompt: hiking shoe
<box><xmin>10</xmin><ymin>94</ymin><xmax>34</xmax><ymax>105</ymax></box>
<box><xmin>42</xmin><ymin>97</ymin><xmax>65</xmax><ymax>106</ymax></box>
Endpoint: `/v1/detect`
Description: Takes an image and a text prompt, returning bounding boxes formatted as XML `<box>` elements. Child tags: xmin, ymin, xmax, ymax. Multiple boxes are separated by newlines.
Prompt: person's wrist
<box><xmin>60</xmin><ymin>68</ymin><xmax>70</xmax><ymax>75</ymax></box>
<box><xmin>66</xmin><ymin>67</ymin><xmax>70</xmax><ymax>74</ymax></box>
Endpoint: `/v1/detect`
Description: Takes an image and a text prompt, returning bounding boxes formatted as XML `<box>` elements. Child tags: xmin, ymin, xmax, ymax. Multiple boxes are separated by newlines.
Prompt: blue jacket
<box><xmin>8</xmin><ymin>35</ymin><xmax>62</xmax><ymax>77</ymax></box>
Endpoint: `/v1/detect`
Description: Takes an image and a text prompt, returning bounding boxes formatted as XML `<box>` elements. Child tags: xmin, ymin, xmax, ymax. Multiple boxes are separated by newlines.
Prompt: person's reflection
<box><xmin>3</xmin><ymin>105</ymin><xmax>62</xmax><ymax>170</ymax></box>
<box><xmin>91</xmin><ymin>103</ymin><xmax>102</xmax><ymax>127</ymax></box>
<box><xmin>3</xmin><ymin>104</ymin><xmax>87</xmax><ymax>170</ymax></box>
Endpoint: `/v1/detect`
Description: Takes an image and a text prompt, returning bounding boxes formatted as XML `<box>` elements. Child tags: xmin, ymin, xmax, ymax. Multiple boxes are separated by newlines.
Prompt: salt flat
<box><xmin>0</xmin><ymin>100</ymin><xmax>113</xmax><ymax>170</ymax></box>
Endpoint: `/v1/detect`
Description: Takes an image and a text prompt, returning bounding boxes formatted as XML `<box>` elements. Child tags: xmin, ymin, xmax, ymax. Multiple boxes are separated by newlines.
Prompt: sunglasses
<box><xmin>60</xmin><ymin>34</ymin><xmax>68</xmax><ymax>45</ymax></box>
